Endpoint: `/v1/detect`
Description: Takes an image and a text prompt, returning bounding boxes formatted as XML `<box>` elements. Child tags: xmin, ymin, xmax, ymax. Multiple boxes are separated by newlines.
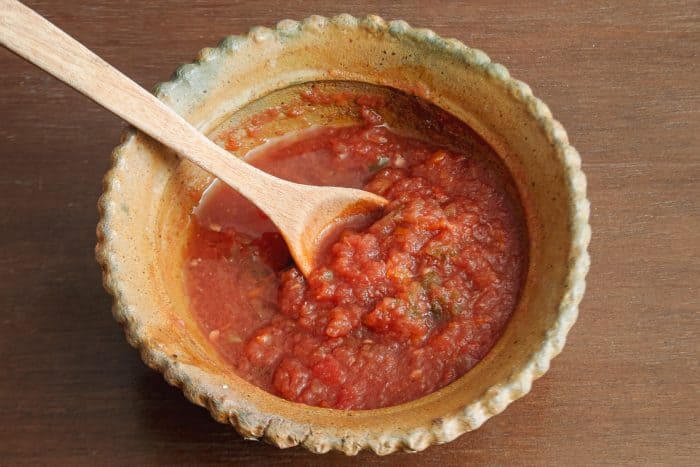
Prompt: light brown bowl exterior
<box><xmin>96</xmin><ymin>15</ymin><xmax>590</xmax><ymax>455</ymax></box>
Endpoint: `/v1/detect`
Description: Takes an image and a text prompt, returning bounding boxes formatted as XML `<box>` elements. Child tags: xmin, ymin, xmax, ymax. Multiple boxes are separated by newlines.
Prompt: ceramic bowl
<box><xmin>96</xmin><ymin>14</ymin><xmax>590</xmax><ymax>455</ymax></box>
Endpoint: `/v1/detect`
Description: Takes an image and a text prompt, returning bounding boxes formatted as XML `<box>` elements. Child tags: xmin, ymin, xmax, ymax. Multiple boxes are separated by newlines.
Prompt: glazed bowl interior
<box><xmin>99</xmin><ymin>15</ymin><xmax>589</xmax><ymax>454</ymax></box>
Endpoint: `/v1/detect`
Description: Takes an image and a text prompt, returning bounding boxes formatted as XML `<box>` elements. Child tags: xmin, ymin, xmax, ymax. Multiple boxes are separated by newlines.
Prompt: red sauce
<box><xmin>185</xmin><ymin>108</ymin><xmax>527</xmax><ymax>410</ymax></box>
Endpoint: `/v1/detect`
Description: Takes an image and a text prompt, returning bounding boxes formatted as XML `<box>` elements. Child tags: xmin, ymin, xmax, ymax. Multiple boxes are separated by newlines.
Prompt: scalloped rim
<box><xmin>96</xmin><ymin>14</ymin><xmax>590</xmax><ymax>455</ymax></box>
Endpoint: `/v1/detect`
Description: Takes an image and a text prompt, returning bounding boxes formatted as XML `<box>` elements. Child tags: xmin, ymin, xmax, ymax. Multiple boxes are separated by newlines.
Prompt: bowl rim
<box><xmin>96</xmin><ymin>14</ymin><xmax>591</xmax><ymax>455</ymax></box>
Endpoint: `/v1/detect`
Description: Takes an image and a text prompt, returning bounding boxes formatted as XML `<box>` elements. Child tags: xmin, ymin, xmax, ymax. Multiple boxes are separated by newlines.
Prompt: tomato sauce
<box><xmin>185</xmin><ymin>103</ymin><xmax>527</xmax><ymax>410</ymax></box>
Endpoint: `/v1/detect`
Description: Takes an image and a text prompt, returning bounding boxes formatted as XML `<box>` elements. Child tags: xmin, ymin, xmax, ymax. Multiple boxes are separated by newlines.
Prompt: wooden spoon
<box><xmin>0</xmin><ymin>0</ymin><xmax>387</xmax><ymax>276</ymax></box>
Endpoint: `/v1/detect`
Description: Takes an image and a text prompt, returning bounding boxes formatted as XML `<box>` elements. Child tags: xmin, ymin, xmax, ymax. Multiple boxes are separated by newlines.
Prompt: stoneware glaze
<box><xmin>96</xmin><ymin>15</ymin><xmax>590</xmax><ymax>455</ymax></box>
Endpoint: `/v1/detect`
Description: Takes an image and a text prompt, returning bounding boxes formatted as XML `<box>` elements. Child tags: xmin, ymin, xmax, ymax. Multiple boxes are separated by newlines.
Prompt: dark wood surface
<box><xmin>1</xmin><ymin>1</ymin><xmax>698</xmax><ymax>465</ymax></box>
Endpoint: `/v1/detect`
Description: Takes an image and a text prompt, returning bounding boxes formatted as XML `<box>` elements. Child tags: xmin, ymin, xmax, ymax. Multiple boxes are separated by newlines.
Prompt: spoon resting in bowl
<box><xmin>0</xmin><ymin>0</ymin><xmax>387</xmax><ymax>277</ymax></box>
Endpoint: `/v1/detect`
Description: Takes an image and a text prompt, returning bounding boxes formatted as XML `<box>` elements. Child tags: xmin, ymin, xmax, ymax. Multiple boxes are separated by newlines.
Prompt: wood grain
<box><xmin>0</xmin><ymin>0</ymin><xmax>387</xmax><ymax>278</ymax></box>
<box><xmin>1</xmin><ymin>1</ymin><xmax>698</xmax><ymax>465</ymax></box>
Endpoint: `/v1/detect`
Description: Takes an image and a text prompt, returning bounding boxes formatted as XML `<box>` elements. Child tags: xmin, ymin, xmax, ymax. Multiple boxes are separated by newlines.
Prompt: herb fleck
<box><xmin>369</xmin><ymin>155</ymin><xmax>390</xmax><ymax>172</ymax></box>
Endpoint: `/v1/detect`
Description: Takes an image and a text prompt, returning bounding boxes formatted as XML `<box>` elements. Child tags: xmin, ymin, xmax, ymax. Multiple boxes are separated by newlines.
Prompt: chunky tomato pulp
<box><xmin>185</xmin><ymin>117</ymin><xmax>527</xmax><ymax>409</ymax></box>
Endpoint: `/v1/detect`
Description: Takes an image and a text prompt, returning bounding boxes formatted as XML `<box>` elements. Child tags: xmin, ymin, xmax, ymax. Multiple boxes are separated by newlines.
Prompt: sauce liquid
<box><xmin>185</xmin><ymin>117</ymin><xmax>527</xmax><ymax>409</ymax></box>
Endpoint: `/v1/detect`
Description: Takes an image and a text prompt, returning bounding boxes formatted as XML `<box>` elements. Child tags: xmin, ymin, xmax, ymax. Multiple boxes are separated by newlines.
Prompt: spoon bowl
<box><xmin>262</xmin><ymin>183</ymin><xmax>387</xmax><ymax>275</ymax></box>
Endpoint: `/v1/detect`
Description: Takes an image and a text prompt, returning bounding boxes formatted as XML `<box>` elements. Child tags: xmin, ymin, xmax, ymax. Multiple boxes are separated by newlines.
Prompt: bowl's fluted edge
<box><xmin>95</xmin><ymin>14</ymin><xmax>591</xmax><ymax>456</ymax></box>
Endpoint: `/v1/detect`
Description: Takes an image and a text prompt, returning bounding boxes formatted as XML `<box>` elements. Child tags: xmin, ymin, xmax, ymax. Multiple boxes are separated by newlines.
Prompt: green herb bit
<box><xmin>406</xmin><ymin>283</ymin><xmax>426</xmax><ymax>319</ymax></box>
<box><xmin>426</xmin><ymin>244</ymin><xmax>457</xmax><ymax>261</ymax></box>
<box><xmin>409</xmin><ymin>306</ymin><xmax>422</xmax><ymax>319</ymax></box>
<box><xmin>429</xmin><ymin>300</ymin><xmax>444</xmax><ymax>318</ymax></box>
<box><xmin>369</xmin><ymin>155</ymin><xmax>390</xmax><ymax>172</ymax></box>
<box><xmin>421</xmin><ymin>271</ymin><xmax>442</xmax><ymax>289</ymax></box>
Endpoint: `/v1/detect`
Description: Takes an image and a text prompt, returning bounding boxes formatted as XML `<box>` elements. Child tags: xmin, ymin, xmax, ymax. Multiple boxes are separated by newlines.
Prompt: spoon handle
<box><xmin>0</xmin><ymin>0</ymin><xmax>285</xmax><ymax>199</ymax></box>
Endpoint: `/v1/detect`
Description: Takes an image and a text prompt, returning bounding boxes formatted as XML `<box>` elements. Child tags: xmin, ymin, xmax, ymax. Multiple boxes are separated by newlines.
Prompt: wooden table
<box><xmin>1</xmin><ymin>1</ymin><xmax>697</xmax><ymax>465</ymax></box>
